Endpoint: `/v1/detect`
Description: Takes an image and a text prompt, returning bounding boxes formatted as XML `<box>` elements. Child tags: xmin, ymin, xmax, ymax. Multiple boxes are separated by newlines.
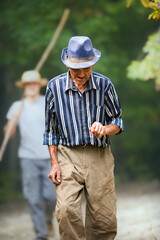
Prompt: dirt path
<box><xmin>116</xmin><ymin>190</ymin><xmax>160</xmax><ymax>239</ymax></box>
<box><xmin>0</xmin><ymin>182</ymin><xmax>160</xmax><ymax>240</ymax></box>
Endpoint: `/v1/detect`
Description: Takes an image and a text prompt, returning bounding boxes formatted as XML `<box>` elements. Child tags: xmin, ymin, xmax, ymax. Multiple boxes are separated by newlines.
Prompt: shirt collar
<box><xmin>65</xmin><ymin>71</ymin><xmax>100</xmax><ymax>92</ymax></box>
<box><xmin>65</xmin><ymin>71</ymin><xmax>75</xmax><ymax>92</ymax></box>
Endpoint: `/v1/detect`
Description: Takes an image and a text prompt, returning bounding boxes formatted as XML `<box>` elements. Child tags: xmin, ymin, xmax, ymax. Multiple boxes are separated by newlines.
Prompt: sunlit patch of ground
<box><xmin>116</xmin><ymin>181</ymin><xmax>160</xmax><ymax>240</ymax></box>
<box><xmin>0</xmin><ymin>181</ymin><xmax>160</xmax><ymax>240</ymax></box>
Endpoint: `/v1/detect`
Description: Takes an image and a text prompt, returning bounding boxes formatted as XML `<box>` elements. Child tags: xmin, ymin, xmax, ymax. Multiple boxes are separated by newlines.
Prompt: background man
<box><xmin>44</xmin><ymin>36</ymin><xmax>123</xmax><ymax>240</ymax></box>
<box><xmin>4</xmin><ymin>70</ymin><xmax>56</xmax><ymax>240</ymax></box>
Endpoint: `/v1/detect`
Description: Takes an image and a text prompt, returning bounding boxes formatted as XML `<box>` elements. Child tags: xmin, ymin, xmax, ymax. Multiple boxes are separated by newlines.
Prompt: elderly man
<box><xmin>4</xmin><ymin>70</ymin><xmax>56</xmax><ymax>240</ymax></box>
<box><xmin>44</xmin><ymin>36</ymin><xmax>123</xmax><ymax>240</ymax></box>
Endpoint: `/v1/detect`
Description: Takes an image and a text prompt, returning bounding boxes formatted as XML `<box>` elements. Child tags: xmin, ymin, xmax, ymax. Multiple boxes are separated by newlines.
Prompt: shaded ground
<box><xmin>0</xmin><ymin>181</ymin><xmax>160</xmax><ymax>240</ymax></box>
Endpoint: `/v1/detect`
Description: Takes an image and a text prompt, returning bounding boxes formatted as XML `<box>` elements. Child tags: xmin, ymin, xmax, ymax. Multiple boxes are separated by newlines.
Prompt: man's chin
<box><xmin>27</xmin><ymin>92</ymin><xmax>37</xmax><ymax>97</ymax></box>
<box><xmin>76</xmin><ymin>78</ymin><xmax>84</xmax><ymax>81</ymax></box>
<box><xmin>75</xmin><ymin>77</ymin><xmax>88</xmax><ymax>82</ymax></box>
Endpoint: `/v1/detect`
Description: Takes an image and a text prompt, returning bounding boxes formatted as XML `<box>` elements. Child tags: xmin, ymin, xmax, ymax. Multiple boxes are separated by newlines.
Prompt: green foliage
<box><xmin>127</xmin><ymin>0</ymin><xmax>160</xmax><ymax>20</ymax></box>
<box><xmin>0</xmin><ymin>172</ymin><xmax>23</xmax><ymax>203</ymax></box>
<box><xmin>127</xmin><ymin>30</ymin><xmax>160</xmax><ymax>88</ymax></box>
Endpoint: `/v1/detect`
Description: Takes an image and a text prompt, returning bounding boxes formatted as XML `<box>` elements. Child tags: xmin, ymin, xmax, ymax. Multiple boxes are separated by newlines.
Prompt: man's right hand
<box><xmin>48</xmin><ymin>163</ymin><xmax>62</xmax><ymax>185</ymax></box>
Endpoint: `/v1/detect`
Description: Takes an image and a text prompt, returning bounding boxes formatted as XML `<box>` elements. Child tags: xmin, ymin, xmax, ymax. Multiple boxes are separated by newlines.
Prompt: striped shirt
<box><xmin>43</xmin><ymin>71</ymin><xmax>123</xmax><ymax>147</ymax></box>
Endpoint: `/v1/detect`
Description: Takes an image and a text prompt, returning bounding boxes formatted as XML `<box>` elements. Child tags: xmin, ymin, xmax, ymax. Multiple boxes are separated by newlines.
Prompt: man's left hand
<box><xmin>89</xmin><ymin>122</ymin><xmax>105</xmax><ymax>139</ymax></box>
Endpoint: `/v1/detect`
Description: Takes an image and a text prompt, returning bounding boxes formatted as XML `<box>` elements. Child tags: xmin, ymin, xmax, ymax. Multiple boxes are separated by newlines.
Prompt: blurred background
<box><xmin>0</xmin><ymin>0</ymin><xmax>160</xmax><ymax>239</ymax></box>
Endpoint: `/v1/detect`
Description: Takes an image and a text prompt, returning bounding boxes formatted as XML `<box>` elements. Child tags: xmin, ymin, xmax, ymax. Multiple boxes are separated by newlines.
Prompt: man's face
<box><xmin>69</xmin><ymin>65</ymin><xmax>94</xmax><ymax>86</ymax></box>
<box><xmin>24</xmin><ymin>82</ymin><xmax>41</xmax><ymax>97</ymax></box>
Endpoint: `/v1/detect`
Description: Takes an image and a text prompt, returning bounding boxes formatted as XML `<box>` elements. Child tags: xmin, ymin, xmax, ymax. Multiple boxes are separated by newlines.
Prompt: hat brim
<box><xmin>61</xmin><ymin>47</ymin><xmax>101</xmax><ymax>69</ymax></box>
<box><xmin>15</xmin><ymin>78</ymin><xmax>48</xmax><ymax>88</ymax></box>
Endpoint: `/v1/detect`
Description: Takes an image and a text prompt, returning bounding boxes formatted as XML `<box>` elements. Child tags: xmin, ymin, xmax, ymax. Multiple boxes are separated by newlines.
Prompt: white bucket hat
<box><xmin>15</xmin><ymin>70</ymin><xmax>48</xmax><ymax>88</ymax></box>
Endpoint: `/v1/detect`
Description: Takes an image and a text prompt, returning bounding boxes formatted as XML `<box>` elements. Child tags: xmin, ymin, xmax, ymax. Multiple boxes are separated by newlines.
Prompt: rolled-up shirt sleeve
<box><xmin>104</xmin><ymin>83</ymin><xmax>123</xmax><ymax>134</ymax></box>
<box><xmin>43</xmin><ymin>86</ymin><xmax>59</xmax><ymax>145</ymax></box>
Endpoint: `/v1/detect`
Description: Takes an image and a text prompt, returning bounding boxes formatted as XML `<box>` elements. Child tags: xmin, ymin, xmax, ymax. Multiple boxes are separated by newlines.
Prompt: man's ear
<box><xmin>91</xmin><ymin>65</ymin><xmax>94</xmax><ymax>69</ymax></box>
<box><xmin>66</xmin><ymin>66</ymin><xmax>69</xmax><ymax>69</ymax></box>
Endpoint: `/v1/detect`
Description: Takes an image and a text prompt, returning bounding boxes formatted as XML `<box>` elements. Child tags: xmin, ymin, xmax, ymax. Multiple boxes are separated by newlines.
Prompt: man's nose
<box><xmin>78</xmin><ymin>69</ymin><xmax>85</xmax><ymax>76</ymax></box>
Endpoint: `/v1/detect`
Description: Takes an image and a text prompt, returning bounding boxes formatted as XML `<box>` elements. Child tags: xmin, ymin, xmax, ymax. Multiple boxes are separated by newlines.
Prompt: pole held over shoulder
<box><xmin>35</xmin><ymin>8</ymin><xmax>70</xmax><ymax>71</ymax></box>
<box><xmin>0</xmin><ymin>9</ymin><xmax>70</xmax><ymax>162</ymax></box>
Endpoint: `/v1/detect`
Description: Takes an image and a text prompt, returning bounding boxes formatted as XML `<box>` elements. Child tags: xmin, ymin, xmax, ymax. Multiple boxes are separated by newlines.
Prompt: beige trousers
<box><xmin>56</xmin><ymin>145</ymin><xmax>117</xmax><ymax>240</ymax></box>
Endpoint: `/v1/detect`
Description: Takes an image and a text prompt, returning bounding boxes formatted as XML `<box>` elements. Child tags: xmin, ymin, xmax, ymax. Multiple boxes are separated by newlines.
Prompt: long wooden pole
<box><xmin>0</xmin><ymin>100</ymin><xmax>24</xmax><ymax>162</ymax></box>
<box><xmin>0</xmin><ymin>118</ymin><xmax>18</xmax><ymax>162</ymax></box>
<box><xmin>0</xmin><ymin>8</ymin><xmax>70</xmax><ymax>162</ymax></box>
<box><xmin>35</xmin><ymin>8</ymin><xmax>70</xmax><ymax>71</ymax></box>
